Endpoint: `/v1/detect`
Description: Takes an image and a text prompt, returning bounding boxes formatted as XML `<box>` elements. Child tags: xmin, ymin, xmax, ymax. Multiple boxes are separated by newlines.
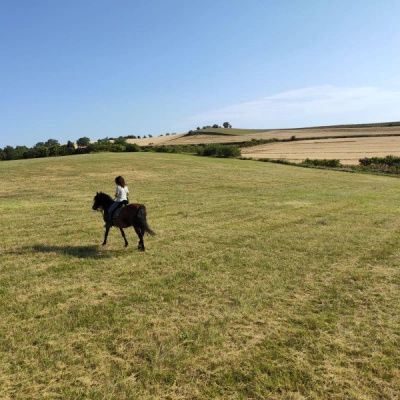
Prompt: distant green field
<box><xmin>1</xmin><ymin>152</ymin><xmax>399</xmax><ymax>399</ymax></box>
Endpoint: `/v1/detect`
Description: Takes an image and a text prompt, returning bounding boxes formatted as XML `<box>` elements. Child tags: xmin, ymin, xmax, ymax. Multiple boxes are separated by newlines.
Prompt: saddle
<box><xmin>112</xmin><ymin>200</ymin><xmax>129</xmax><ymax>220</ymax></box>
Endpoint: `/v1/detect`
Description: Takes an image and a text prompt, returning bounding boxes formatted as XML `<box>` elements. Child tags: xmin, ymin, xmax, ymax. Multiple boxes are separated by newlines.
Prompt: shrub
<box><xmin>301</xmin><ymin>158</ymin><xmax>342</xmax><ymax>168</ymax></box>
<box><xmin>358</xmin><ymin>155</ymin><xmax>400</xmax><ymax>174</ymax></box>
<box><xmin>197</xmin><ymin>144</ymin><xmax>240</xmax><ymax>158</ymax></box>
<box><xmin>359</xmin><ymin>155</ymin><xmax>400</xmax><ymax>167</ymax></box>
<box><xmin>76</xmin><ymin>137</ymin><xmax>90</xmax><ymax>147</ymax></box>
<box><xmin>110</xmin><ymin>144</ymin><xmax>126</xmax><ymax>152</ymax></box>
<box><xmin>125</xmin><ymin>143</ymin><xmax>141</xmax><ymax>152</ymax></box>
<box><xmin>114</xmin><ymin>137</ymin><xmax>127</xmax><ymax>146</ymax></box>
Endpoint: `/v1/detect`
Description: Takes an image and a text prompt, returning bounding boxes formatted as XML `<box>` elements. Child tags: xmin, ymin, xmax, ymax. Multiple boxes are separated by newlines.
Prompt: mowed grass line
<box><xmin>0</xmin><ymin>153</ymin><xmax>399</xmax><ymax>399</ymax></box>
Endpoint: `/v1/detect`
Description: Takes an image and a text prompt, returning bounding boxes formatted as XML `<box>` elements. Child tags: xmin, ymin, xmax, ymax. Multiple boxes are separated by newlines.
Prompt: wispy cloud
<box><xmin>179</xmin><ymin>85</ymin><xmax>400</xmax><ymax>130</ymax></box>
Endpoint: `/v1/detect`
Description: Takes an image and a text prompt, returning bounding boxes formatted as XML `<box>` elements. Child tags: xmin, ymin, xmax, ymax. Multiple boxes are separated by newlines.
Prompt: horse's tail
<box><xmin>135</xmin><ymin>205</ymin><xmax>156</xmax><ymax>236</ymax></box>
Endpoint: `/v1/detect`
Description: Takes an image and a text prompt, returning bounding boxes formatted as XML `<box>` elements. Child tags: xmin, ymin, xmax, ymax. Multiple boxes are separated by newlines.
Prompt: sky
<box><xmin>1</xmin><ymin>0</ymin><xmax>400</xmax><ymax>148</ymax></box>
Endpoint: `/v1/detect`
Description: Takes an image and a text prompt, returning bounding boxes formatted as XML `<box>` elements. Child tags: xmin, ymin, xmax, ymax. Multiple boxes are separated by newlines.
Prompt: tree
<box><xmin>95</xmin><ymin>138</ymin><xmax>112</xmax><ymax>151</ymax></box>
<box><xmin>76</xmin><ymin>137</ymin><xmax>91</xmax><ymax>148</ymax></box>
<box><xmin>48</xmin><ymin>144</ymin><xmax>61</xmax><ymax>157</ymax></box>
<box><xmin>45</xmin><ymin>139</ymin><xmax>59</xmax><ymax>146</ymax></box>
<box><xmin>15</xmin><ymin>146</ymin><xmax>28</xmax><ymax>158</ymax></box>
<box><xmin>66</xmin><ymin>141</ymin><xmax>76</xmax><ymax>153</ymax></box>
<box><xmin>35</xmin><ymin>146</ymin><xmax>50</xmax><ymax>158</ymax></box>
<box><xmin>223</xmin><ymin>122</ymin><xmax>232</xmax><ymax>128</ymax></box>
<box><xmin>3</xmin><ymin>146</ymin><xmax>17</xmax><ymax>160</ymax></box>
<box><xmin>113</xmin><ymin>137</ymin><xmax>127</xmax><ymax>146</ymax></box>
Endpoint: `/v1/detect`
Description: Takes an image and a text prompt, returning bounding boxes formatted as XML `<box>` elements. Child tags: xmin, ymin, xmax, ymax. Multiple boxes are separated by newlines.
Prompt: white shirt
<box><xmin>115</xmin><ymin>185</ymin><xmax>129</xmax><ymax>202</ymax></box>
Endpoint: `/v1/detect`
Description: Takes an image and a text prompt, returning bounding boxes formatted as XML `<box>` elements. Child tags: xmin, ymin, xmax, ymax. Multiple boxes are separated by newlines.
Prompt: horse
<box><xmin>92</xmin><ymin>192</ymin><xmax>155</xmax><ymax>251</ymax></box>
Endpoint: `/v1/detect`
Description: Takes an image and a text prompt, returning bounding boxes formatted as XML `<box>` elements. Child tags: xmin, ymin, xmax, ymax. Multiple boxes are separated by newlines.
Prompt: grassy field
<box><xmin>0</xmin><ymin>152</ymin><xmax>399</xmax><ymax>399</ymax></box>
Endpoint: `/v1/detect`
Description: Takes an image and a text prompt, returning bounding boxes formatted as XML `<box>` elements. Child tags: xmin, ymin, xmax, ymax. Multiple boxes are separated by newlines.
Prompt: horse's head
<box><xmin>92</xmin><ymin>192</ymin><xmax>113</xmax><ymax>211</ymax></box>
<box><xmin>92</xmin><ymin>192</ymin><xmax>102</xmax><ymax>211</ymax></box>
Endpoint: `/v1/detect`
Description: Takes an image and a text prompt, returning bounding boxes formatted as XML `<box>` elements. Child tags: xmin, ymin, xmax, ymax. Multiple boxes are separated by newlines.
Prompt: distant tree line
<box><xmin>0</xmin><ymin>139</ymin><xmax>77</xmax><ymax>161</ymax></box>
<box><xmin>0</xmin><ymin>126</ymin><xmax>234</xmax><ymax>161</ymax></box>
<box><xmin>0</xmin><ymin>136</ymin><xmax>143</xmax><ymax>161</ymax></box>
<box><xmin>187</xmin><ymin>122</ymin><xmax>232</xmax><ymax>135</ymax></box>
<box><xmin>0</xmin><ymin>132</ymin><xmax>241</xmax><ymax>161</ymax></box>
<box><xmin>0</xmin><ymin>131</ymin><xmax>189</xmax><ymax>161</ymax></box>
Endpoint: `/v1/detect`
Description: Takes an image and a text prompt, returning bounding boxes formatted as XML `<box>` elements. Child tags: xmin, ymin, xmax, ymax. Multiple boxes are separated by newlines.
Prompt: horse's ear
<box><xmin>96</xmin><ymin>191</ymin><xmax>98</xmax><ymax>195</ymax></box>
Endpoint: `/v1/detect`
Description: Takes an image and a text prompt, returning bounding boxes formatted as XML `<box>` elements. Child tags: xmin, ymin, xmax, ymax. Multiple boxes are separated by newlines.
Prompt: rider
<box><xmin>105</xmin><ymin>176</ymin><xmax>130</xmax><ymax>228</ymax></box>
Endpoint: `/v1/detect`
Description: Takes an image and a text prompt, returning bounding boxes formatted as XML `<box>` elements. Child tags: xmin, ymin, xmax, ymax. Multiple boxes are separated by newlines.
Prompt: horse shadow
<box><xmin>32</xmin><ymin>244</ymin><xmax>113</xmax><ymax>259</ymax></box>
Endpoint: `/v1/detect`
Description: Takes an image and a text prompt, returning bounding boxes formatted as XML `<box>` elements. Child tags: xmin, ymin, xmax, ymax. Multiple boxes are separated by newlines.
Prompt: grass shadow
<box><xmin>32</xmin><ymin>244</ymin><xmax>112</xmax><ymax>259</ymax></box>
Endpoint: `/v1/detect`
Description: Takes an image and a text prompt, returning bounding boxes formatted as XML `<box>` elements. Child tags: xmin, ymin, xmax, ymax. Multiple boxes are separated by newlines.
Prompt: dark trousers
<box><xmin>107</xmin><ymin>200</ymin><xmax>128</xmax><ymax>226</ymax></box>
<box><xmin>107</xmin><ymin>201</ymin><xmax>120</xmax><ymax>226</ymax></box>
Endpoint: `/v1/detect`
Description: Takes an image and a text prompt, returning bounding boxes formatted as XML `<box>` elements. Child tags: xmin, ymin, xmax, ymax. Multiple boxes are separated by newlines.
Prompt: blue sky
<box><xmin>1</xmin><ymin>0</ymin><xmax>400</xmax><ymax>148</ymax></box>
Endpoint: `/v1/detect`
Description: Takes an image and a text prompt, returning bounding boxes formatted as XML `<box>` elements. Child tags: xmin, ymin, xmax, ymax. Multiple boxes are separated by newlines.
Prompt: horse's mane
<box><xmin>96</xmin><ymin>192</ymin><xmax>114</xmax><ymax>204</ymax></box>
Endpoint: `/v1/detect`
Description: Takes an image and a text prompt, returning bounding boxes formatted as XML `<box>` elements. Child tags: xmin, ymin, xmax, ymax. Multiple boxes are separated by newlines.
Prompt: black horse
<box><xmin>92</xmin><ymin>192</ymin><xmax>155</xmax><ymax>251</ymax></box>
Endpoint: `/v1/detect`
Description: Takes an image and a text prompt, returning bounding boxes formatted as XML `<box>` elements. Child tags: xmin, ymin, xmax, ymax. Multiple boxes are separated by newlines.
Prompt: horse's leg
<box><xmin>133</xmin><ymin>225</ymin><xmax>145</xmax><ymax>251</ymax></box>
<box><xmin>102</xmin><ymin>227</ymin><xmax>110</xmax><ymax>246</ymax></box>
<box><xmin>120</xmin><ymin>228</ymin><xmax>128</xmax><ymax>247</ymax></box>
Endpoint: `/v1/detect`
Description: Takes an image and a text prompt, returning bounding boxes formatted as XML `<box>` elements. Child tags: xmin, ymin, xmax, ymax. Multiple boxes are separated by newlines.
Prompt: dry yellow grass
<box><xmin>128</xmin><ymin>125</ymin><xmax>400</xmax><ymax>164</ymax></box>
<box><xmin>129</xmin><ymin>126</ymin><xmax>400</xmax><ymax>146</ymax></box>
<box><xmin>241</xmin><ymin>136</ymin><xmax>400</xmax><ymax>165</ymax></box>
<box><xmin>128</xmin><ymin>133</ymin><xmax>187</xmax><ymax>146</ymax></box>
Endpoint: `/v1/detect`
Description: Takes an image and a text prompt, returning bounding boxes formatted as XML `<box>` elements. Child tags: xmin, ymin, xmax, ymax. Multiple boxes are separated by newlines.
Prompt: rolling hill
<box><xmin>128</xmin><ymin>122</ymin><xmax>400</xmax><ymax>165</ymax></box>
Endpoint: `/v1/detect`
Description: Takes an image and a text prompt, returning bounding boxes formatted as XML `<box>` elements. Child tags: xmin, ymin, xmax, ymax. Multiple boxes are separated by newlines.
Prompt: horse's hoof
<box><xmin>102</xmin><ymin>242</ymin><xmax>107</xmax><ymax>246</ymax></box>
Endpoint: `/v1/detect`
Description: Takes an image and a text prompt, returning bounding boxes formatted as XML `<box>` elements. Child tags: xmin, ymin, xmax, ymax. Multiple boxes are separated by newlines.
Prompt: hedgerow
<box><xmin>301</xmin><ymin>158</ymin><xmax>342</xmax><ymax>168</ymax></box>
<box><xmin>357</xmin><ymin>155</ymin><xmax>400</xmax><ymax>174</ymax></box>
